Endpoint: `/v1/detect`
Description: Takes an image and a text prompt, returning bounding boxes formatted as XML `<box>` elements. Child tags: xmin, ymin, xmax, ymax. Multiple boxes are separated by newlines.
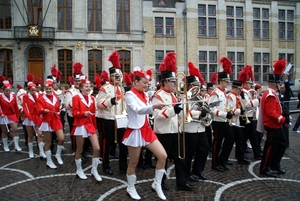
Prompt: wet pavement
<box><xmin>0</xmin><ymin>113</ymin><xmax>300</xmax><ymax>201</ymax></box>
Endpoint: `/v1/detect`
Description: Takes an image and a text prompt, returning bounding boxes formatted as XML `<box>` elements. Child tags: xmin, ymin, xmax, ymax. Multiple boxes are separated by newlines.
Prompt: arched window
<box><xmin>118</xmin><ymin>50</ymin><xmax>131</xmax><ymax>73</ymax></box>
<box><xmin>58</xmin><ymin>49</ymin><xmax>73</xmax><ymax>84</ymax></box>
<box><xmin>0</xmin><ymin>49</ymin><xmax>13</xmax><ymax>80</ymax></box>
<box><xmin>88</xmin><ymin>50</ymin><xmax>102</xmax><ymax>82</ymax></box>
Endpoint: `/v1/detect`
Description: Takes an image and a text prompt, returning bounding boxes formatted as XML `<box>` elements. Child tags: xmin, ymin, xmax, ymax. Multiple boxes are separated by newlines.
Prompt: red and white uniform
<box><xmin>241</xmin><ymin>88</ymin><xmax>259</xmax><ymax>118</ymax></box>
<box><xmin>261</xmin><ymin>88</ymin><xmax>285</xmax><ymax>129</ymax></box>
<box><xmin>209</xmin><ymin>86</ymin><xmax>227</xmax><ymax>122</ymax></box>
<box><xmin>0</xmin><ymin>93</ymin><xmax>19</xmax><ymax>124</ymax></box>
<box><xmin>22</xmin><ymin>92</ymin><xmax>42</xmax><ymax>126</ymax></box>
<box><xmin>37</xmin><ymin>93</ymin><xmax>62</xmax><ymax>132</ymax></box>
<box><xmin>122</xmin><ymin>88</ymin><xmax>156</xmax><ymax>147</ymax></box>
<box><xmin>71</xmin><ymin>93</ymin><xmax>97</xmax><ymax>138</ymax></box>
<box><xmin>226</xmin><ymin>92</ymin><xmax>242</xmax><ymax>126</ymax></box>
<box><xmin>152</xmin><ymin>88</ymin><xmax>178</xmax><ymax>134</ymax></box>
<box><xmin>63</xmin><ymin>86</ymin><xmax>80</xmax><ymax>117</ymax></box>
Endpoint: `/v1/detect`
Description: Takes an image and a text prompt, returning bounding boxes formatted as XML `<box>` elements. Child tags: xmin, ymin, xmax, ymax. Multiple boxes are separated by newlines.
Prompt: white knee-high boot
<box><xmin>45</xmin><ymin>150</ymin><xmax>57</xmax><ymax>169</ymax></box>
<box><xmin>151</xmin><ymin>169</ymin><xmax>166</xmax><ymax>200</ymax></box>
<box><xmin>126</xmin><ymin>174</ymin><xmax>141</xmax><ymax>200</ymax></box>
<box><xmin>91</xmin><ymin>158</ymin><xmax>102</xmax><ymax>181</ymax></box>
<box><xmin>13</xmin><ymin>136</ymin><xmax>22</xmax><ymax>151</ymax></box>
<box><xmin>38</xmin><ymin>142</ymin><xmax>46</xmax><ymax>159</ymax></box>
<box><xmin>75</xmin><ymin>158</ymin><xmax>87</xmax><ymax>179</ymax></box>
<box><xmin>28</xmin><ymin>142</ymin><xmax>34</xmax><ymax>158</ymax></box>
<box><xmin>2</xmin><ymin>137</ymin><xmax>10</xmax><ymax>152</ymax></box>
<box><xmin>55</xmin><ymin>145</ymin><xmax>64</xmax><ymax>165</ymax></box>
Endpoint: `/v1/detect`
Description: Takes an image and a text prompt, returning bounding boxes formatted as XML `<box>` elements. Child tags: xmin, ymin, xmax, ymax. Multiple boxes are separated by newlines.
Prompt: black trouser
<box><xmin>156</xmin><ymin>133</ymin><xmax>189</xmax><ymax>186</ymax></box>
<box><xmin>67</xmin><ymin>114</ymin><xmax>76</xmax><ymax>151</ymax></box>
<box><xmin>260</xmin><ymin>126</ymin><xmax>288</xmax><ymax>172</ymax></box>
<box><xmin>240</xmin><ymin>117</ymin><xmax>261</xmax><ymax>157</ymax></box>
<box><xmin>205</xmin><ymin>125</ymin><xmax>212</xmax><ymax>151</ymax></box>
<box><xmin>232</xmin><ymin>127</ymin><xmax>245</xmax><ymax>161</ymax></box>
<box><xmin>211</xmin><ymin>121</ymin><xmax>234</xmax><ymax>167</ymax></box>
<box><xmin>185</xmin><ymin>132</ymin><xmax>209</xmax><ymax>176</ymax></box>
<box><xmin>98</xmin><ymin>118</ymin><xmax>119</xmax><ymax>170</ymax></box>
<box><xmin>116</xmin><ymin>127</ymin><xmax>127</xmax><ymax>171</ymax></box>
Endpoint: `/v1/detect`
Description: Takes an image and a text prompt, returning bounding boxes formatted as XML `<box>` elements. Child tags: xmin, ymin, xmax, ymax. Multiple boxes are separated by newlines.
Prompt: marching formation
<box><xmin>0</xmin><ymin>51</ymin><xmax>290</xmax><ymax>200</ymax></box>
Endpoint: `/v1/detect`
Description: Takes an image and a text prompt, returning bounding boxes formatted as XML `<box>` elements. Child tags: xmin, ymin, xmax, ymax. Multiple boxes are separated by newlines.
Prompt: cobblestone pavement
<box><xmin>0</xmin><ymin>114</ymin><xmax>300</xmax><ymax>201</ymax></box>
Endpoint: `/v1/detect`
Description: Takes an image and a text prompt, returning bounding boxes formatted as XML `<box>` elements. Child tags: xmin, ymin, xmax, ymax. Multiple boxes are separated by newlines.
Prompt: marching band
<box><xmin>0</xmin><ymin>52</ymin><xmax>291</xmax><ymax>200</ymax></box>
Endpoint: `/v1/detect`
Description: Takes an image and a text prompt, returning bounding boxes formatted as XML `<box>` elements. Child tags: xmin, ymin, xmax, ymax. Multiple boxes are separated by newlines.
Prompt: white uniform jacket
<box><xmin>96</xmin><ymin>83</ymin><xmax>124</xmax><ymax>120</ymax></box>
<box><xmin>241</xmin><ymin>88</ymin><xmax>259</xmax><ymax>118</ymax></box>
<box><xmin>152</xmin><ymin>88</ymin><xmax>178</xmax><ymax>134</ymax></box>
<box><xmin>182</xmin><ymin>102</ymin><xmax>206</xmax><ymax>133</ymax></box>
<box><xmin>125</xmin><ymin>90</ymin><xmax>153</xmax><ymax>129</ymax></box>
<box><xmin>226</xmin><ymin>92</ymin><xmax>242</xmax><ymax>126</ymax></box>
<box><xmin>209</xmin><ymin>86</ymin><xmax>227</xmax><ymax>122</ymax></box>
<box><xmin>63</xmin><ymin>86</ymin><xmax>80</xmax><ymax>117</ymax></box>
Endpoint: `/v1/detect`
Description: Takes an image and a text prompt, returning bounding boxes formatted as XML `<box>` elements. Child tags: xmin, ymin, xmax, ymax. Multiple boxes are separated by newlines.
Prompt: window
<box><xmin>58</xmin><ymin>49</ymin><xmax>73</xmax><ymax>84</ymax></box>
<box><xmin>253</xmin><ymin>52</ymin><xmax>270</xmax><ymax>83</ymax></box>
<box><xmin>155</xmin><ymin>17</ymin><xmax>174</xmax><ymax>36</ymax></box>
<box><xmin>88</xmin><ymin>0</ymin><xmax>102</xmax><ymax>32</ymax></box>
<box><xmin>88</xmin><ymin>50</ymin><xmax>102</xmax><ymax>83</ymax></box>
<box><xmin>226</xmin><ymin>6</ymin><xmax>243</xmax><ymax>38</ymax></box>
<box><xmin>278</xmin><ymin>53</ymin><xmax>294</xmax><ymax>80</ymax></box>
<box><xmin>198</xmin><ymin>4</ymin><xmax>216</xmax><ymax>37</ymax></box>
<box><xmin>117</xmin><ymin>0</ymin><xmax>130</xmax><ymax>33</ymax></box>
<box><xmin>58</xmin><ymin>0</ymin><xmax>72</xmax><ymax>31</ymax></box>
<box><xmin>199</xmin><ymin>51</ymin><xmax>217</xmax><ymax>81</ymax></box>
<box><xmin>155</xmin><ymin>50</ymin><xmax>174</xmax><ymax>81</ymax></box>
<box><xmin>27</xmin><ymin>0</ymin><xmax>42</xmax><ymax>26</ymax></box>
<box><xmin>0</xmin><ymin>0</ymin><xmax>11</xmax><ymax>29</ymax></box>
<box><xmin>253</xmin><ymin>8</ymin><xmax>269</xmax><ymax>39</ymax></box>
<box><xmin>0</xmin><ymin>49</ymin><xmax>13</xmax><ymax>80</ymax></box>
<box><xmin>118</xmin><ymin>50</ymin><xmax>131</xmax><ymax>73</ymax></box>
<box><xmin>227</xmin><ymin>52</ymin><xmax>244</xmax><ymax>80</ymax></box>
<box><xmin>278</xmin><ymin>9</ymin><xmax>294</xmax><ymax>40</ymax></box>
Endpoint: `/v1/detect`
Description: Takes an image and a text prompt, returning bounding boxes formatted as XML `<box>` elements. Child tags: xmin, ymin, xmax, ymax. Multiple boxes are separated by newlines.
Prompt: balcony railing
<box><xmin>14</xmin><ymin>26</ymin><xmax>55</xmax><ymax>40</ymax></box>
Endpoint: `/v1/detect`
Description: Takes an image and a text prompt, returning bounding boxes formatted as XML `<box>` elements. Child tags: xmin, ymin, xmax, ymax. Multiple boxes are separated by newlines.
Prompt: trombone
<box><xmin>239</xmin><ymin>99</ymin><xmax>251</xmax><ymax>124</ymax></box>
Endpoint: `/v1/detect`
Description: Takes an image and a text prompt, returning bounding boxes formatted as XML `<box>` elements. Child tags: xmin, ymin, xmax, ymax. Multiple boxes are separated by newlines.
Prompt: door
<box><xmin>27</xmin><ymin>47</ymin><xmax>44</xmax><ymax>89</ymax></box>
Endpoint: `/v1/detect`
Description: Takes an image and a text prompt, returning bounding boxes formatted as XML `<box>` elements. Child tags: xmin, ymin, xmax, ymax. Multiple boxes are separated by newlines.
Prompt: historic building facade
<box><xmin>0</xmin><ymin>0</ymin><xmax>299</xmax><ymax>89</ymax></box>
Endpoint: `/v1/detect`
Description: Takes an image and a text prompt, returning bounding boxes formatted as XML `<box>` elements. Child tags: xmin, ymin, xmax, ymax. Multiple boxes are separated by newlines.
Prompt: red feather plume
<box><xmin>163</xmin><ymin>52</ymin><xmax>177</xmax><ymax>72</ymax></box>
<box><xmin>188</xmin><ymin>61</ymin><xmax>205</xmax><ymax>85</ymax></box>
<box><xmin>123</xmin><ymin>72</ymin><xmax>133</xmax><ymax>86</ymax></box>
<box><xmin>158</xmin><ymin>62</ymin><xmax>166</xmax><ymax>72</ymax></box>
<box><xmin>238</xmin><ymin>65</ymin><xmax>253</xmax><ymax>83</ymax></box>
<box><xmin>220</xmin><ymin>56</ymin><xmax>232</xmax><ymax>74</ymax></box>
<box><xmin>17</xmin><ymin>84</ymin><xmax>22</xmax><ymax>89</ymax></box>
<box><xmin>146</xmin><ymin>69</ymin><xmax>153</xmax><ymax>82</ymax></box>
<box><xmin>108</xmin><ymin>51</ymin><xmax>121</xmax><ymax>69</ymax></box>
<box><xmin>36</xmin><ymin>77</ymin><xmax>42</xmax><ymax>85</ymax></box>
<box><xmin>68</xmin><ymin>76</ymin><xmax>74</xmax><ymax>85</ymax></box>
<box><xmin>51</xmin><ymin>64</ymin><xmax>58</xmax><ymax>77</ymax></box>
<box><xmin>57</xmin><ymin>70</ymin><xmax>62</xmax><ymax>82</ymax></box>
<box><xmin>129</xmin><ymin>72</ymin><xmax>134</xmax><ymax>83</ymax></box>
<box><xmin>101</xmin><ymin>70</ymin><xmax>109</xmax><ymax>82</ymax></box>
<box><xmin>8</xmin><ymin>78</ymin><xmax>13</xmax><ymax>84</ymax></box>
<box><xmin>273</xmin><ymin>60</ymin><xmax>286</xmax><ymax>75</ymax></box>
<box><xmin>245</xmin><ymin>65</ymin><xmax>254</xmax><ymax>82</ymax></box>
<box><xmin>0</xmin><ymin>75</ymin><xmax>5</xmax><ymax>83</ymax></box>
<box><xmin>211</xmin><ymin>73</ymin><xmax>218</xmax><ymax>85</ymax></box>
<box><xmin>94</xmin><ymin>74</ymin><xmax>102</xmax><ymax>88</ymax></box>
<box><xmin>26</xmin><ymin>73</ymin><xmax>34</xmax><ymax>82</ymax></box>
<box><xmin>73</xmin><ymin>62</ymin><xmax>83</xmax><ymax>75</ymax></box>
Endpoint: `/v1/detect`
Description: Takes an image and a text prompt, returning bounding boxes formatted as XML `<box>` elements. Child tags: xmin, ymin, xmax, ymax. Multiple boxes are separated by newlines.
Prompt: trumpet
<box><xmin>225</xmin><ymin>104</ymin><xmax>236</xmax><ymax>126</ymax></box>
<box><xmin>190</xmin><ymin>92</ymin><xmax>212</xmax><ymax>127</ymax></box>
<box><xmin>240</xmin><ymin>100</ymin><xmax>251</xmax><ymax>124</ymax></box>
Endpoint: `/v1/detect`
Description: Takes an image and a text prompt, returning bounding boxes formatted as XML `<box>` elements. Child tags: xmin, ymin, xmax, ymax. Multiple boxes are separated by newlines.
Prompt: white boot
<box><xmin>46</xmin><ymin>150</ymin><xmax>57</xmax><ymax>169</ymax></box>
<box><xmin>75</xmin><ymin>159</ymin><xmax>87</xmax><ymax>179</ymax></box>
<box><xmin>91</xmin><ymin>157</ymin><xmax>102</xmax><ymax>181</ymax></box>
<box><xmin>126</xmin><ymin>174</ymin><xmax>141</xmax><ymax>200</ymax></box>
<box><xmin>13</xmin><ymin>136</ymin><xmax>22</xmax><ymax>152</ymax></box>
<box><xmin>28</xmin><ymin>142</ymin><xmax>34</xmax><ymax>158</ymax></box>
<box><xmin>38</xmin><ymin>142</ymin><xmax>46</xmax><ymax>159</ymax></box>
<box><xmin>55</xmin><ymin>145</ymin><xmax>64</xmax><ymax>165</ymax></box>
<box><xmin>151</xmin><ymin>169</ymin><xmax>166</xmax><ymax>200</ymax></box>
<box><xmin>2</xmin><ymin>137</ymin><xmax>10</xmax><ymax>152</ymax></box>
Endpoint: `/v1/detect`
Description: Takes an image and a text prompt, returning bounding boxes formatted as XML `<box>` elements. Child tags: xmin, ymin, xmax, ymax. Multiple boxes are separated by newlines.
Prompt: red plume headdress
<box><xmin>163</xmin><ymin>52</ymin><xmax>177</xmax><ymax>73</ymax></box>
<box><xmin>273</xmin><ymin>60</ymin><xmax>286</xmax><ymax>76</ymax></box>
<box><xmin>123</xmin><ymin>72</ymin><xmax>133</xmax><ymax>86</ymax></box>
<box><xmin>51</xmin><ymin>64</ymin><xmax>58</xmax><ymax>78</ymax></box>
<box><xmin>220</xmin><ymin>57</ymin><xmax>232</xmax><ymax>74</ymax></box>
<box><xmin>26</xmin><ymin>73</ymin><xmax>34</xmax><ymax>82</ymax></box>
<box><xmin>108</xmin><ymin>51</ymin><xmax>121</xmax><ymax>69</ymax></box>
<box><xmin>145</xmin><ymin>69</ymin><xmax>153</xmax><ymax>82</ymax></box>
<box><xmin>188</xmin><ymin>61</ymin><xmax>205</xmax><ymax>85</ymax></box>
<box><xmin>100</xmin><ymin>70</ymin><xmax>109</xmax><ymax>82</ymax></box>
<box><xmin>94</xmin><ymin>74</ymin><xmax>102</xmax><ymax>88</ymax></box>
<box><xmin>238</xmin><ymin>65</ymin><xmax>254</xmax><ymax>84</ymax></box>
<box><xmin>211</xmin><ymin>73</ymin><xmax>218</xmax><ymax>85</ymax></box>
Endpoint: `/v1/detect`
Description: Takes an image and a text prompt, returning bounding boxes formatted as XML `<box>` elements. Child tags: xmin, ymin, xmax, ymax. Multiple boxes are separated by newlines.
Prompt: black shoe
<box><xmin>212</xmin><ymin>165</ymin><xmax>225</xmax><ymax>172</ymax></box>
<box><xmin>254</xmin><ymin>155</ymin><xmax>262</xmax><ymax>160</ymax></box>
<box><xmin>110</xmin><ymin>154</ymin><xmax>119</xmax><ymax>159</ymax></box>
<box><xmin>271</xmin><ymin>168</ymin><xmax>286</xmax><ymax>175</ymax></box>
<box><xmin>245</xmin><ymin>149</ymin><xmax>252</xmax><ymax>153</ymax></box>
<box><xmin>162</xmin><ymin>182</ymin><xmax>169</xmax><ymax>190</ymax></box>
<box><xmin>192</xmin><ymin>171</ymin><xmax>208</xmax><ymax>180</ymax></box>
<box><xmin>260</xmin><ymin>170</ymin><xmax>277</xmax><ymax>178</ymax></box>
<box><xmin>177</xmin><ymin>183</ymin><xmax>194</xmax><ymax>191</ymax></box>
<box><xmin>225</xmin><ymin>160</ymin><xmax>233</xmax><ymax>165</ymax></box>
<box><xmin>238</xmin><ymin>158</ymin><xmax>251</xmax><ymax>164</ymax></box>
<box><xmin>81</xmin><ymin>152</ymin><xmax>89</xmax><ymax>160</ymax></box>
<box><xmin>187</xmin><ymin>175</ymin><xmax>199</xmax><ymax>182</ymax></box>
<box><xmin>104</xmin><ymin>168</ymin><xmax>114</xmax><ymax>175</ymax></box>
<box><xmin>220</xmin><ymin>163</ymin><xmax>230</xmax><ymax>170</ymax></box>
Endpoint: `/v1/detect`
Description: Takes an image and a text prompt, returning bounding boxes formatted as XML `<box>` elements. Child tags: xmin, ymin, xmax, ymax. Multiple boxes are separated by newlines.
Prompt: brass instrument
<box><xmin>225</xmin><ymin>104</ymin><xmax>236</xmax><ymax>126</ymax></box>
<box><xmin>248</xmin><ymin>89</ymin><xmax>257</xmax><ymax>120</ymax></box>
<box><xmin>240</xmin><ymin>99</ymin><xmax>251</xmax><ymax>124</ymax></box>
